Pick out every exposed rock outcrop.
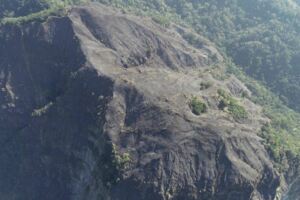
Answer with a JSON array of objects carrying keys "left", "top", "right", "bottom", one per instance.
[{"left": 0, "top": 3, "right": 282, "bottom": 200}]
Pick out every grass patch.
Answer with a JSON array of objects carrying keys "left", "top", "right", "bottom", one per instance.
[
  {"left": 217, "top": 88, "right": 248, "bottom": 120},
  {"left": 228, "top": 102, "right": 248, "bottom": 120},
  {"left": 152, "top": 15, "right": 171, "bottom": 27}
]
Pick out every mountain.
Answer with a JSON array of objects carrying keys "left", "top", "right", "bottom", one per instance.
[
  {"left": 2, "top": 0, "right": 300, "bottom": 199},
  {"left": 87, "top": 0, "right": 300, "bottom": 165},
  {"left": 0, "top": 2, "right": 288, "bottom": 200},
  {"left": 96, "top": 0, "right": 300, "bottom": 113}
]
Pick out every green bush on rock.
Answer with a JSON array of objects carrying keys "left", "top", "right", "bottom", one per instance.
[
  {"left": 189, "top": 97, "right": 207, "bottom": 115},
  {"left": 112, "top": 144, "right": 131, "bottom": 171},
  {"left": 217, "top": 89, "right": 247, "bottom": 120}
]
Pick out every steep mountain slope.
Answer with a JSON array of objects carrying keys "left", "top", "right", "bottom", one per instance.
[
  {"left": 0, "top": 3, "right": 285, "bottom": 200},
  {"left": 96, "top": 0, "right": 300, "bottom": 112}
]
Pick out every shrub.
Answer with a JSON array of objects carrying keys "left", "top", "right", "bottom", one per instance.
[
  {"left": 152, "top": 15, "right": 170, "bottom": 27},
  {"left": 241, "top": 91, "right": 249, "bottom": 98},
  {"left": 217, "top": 89, "right": 247, "bottom": 120},
  {"left": 189, "top": 97, "right": 207, "bottom": 115},
  {"left": 200, "top": 81, "right": 212, "bottom": 90},
  {"left": 182, "top": 32, "right": 205, "bottom": 49},
  {"left": 218, "top": 98, "right": 229, "bottom": 110},
  {"left": 217, "top": 88, "right": 228, "bottom": 98},
  {"left": 112, "top": 144, "right": 131, "bottom": 171},
  {"left": 228, "top": 101, "right": 248, "bottom": 120}
]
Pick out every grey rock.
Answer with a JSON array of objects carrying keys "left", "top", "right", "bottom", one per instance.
[{"left": 0, "top": 3, "right": 281, "bottom": 200}]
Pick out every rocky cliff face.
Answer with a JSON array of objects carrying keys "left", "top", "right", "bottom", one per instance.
[{"left": 0, "top": 3, "right": 282, "bottom": 200}]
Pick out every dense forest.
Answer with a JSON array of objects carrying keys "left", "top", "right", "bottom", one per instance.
[
  {"left": 2, "top": 0, "right": 300, "bottom": 172},
  {"left": 0, "top": 0, "right": 48, "bottom": 18}
]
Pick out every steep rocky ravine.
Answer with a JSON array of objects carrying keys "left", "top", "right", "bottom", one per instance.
[{"left": 0, "top": 3, "right": 284, "bottom": 200}]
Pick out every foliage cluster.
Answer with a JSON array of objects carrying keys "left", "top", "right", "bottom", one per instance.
[
  {"left": 189, "top": 96, "right": 207, "bottom": 115},
  {"left": 111, "top": 144, "right": 131, "bottom": 172},
  {"left": 200, "top": 81, "right": 212, "bottom": 90},
  {"left": 217, "top": 88, "right": 248, "bottom": 120}
]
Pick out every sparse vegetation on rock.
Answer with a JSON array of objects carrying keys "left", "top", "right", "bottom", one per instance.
[
  {"left": 112, "top": 144, "right": 131, "bottom": 172},
  {"left": 189, "top": 96, "right": 207, "bottom": 115}
]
